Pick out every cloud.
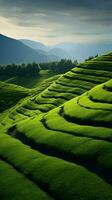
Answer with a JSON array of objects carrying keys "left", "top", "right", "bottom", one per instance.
[{"left": 0, "top": 0, "right": 112, "bottom": 44}]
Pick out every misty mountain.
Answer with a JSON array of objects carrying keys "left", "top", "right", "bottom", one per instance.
[
  {"left": 52, "top": 42, "right": 112, "bottom": 61},
  {"left": 20, "top": 39, "right": 112, "bottom": 61},
  {"left": 1, "top": 34, "right": 111, "bottom": 65},
  {"left": 48, "top": 48, "right": 70, "bottom": 59},
  {"left": 0, "top": 34, "right": 59, "bottom": 65},
  {"left": 20, "top": 39, "right": 70, "bottom": 59},
  {"left": 20, "top": 39, "right": 48, "bottom": 51}
]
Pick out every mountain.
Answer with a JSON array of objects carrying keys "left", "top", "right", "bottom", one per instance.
[
  {"left": 52, "top": 42, "right": 112, "bottom": 61},
  {"left": 20, "top": 39, "right": 70, "bottom": 59},
  {"left": 20, "top": 39, "right": 47, "bottom": 51},
  {"left": 48, "top": 48, "right": 69, "bottom": 59},
  {"left": 21, "top": 39, "right": 112, "bottom": 61},
  {"left": 0, "top": 34, "right": 59, "bottom": 65}
]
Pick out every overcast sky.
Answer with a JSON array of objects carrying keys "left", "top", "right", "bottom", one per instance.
[{"left": 0, "top": 0, "right": 112, "bottom": 45}]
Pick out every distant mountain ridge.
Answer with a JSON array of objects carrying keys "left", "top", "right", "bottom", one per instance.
[
  {"left": 0, "top": 34, "right": 112, "bottom": 65},
  {"left": 20, "top": 39, "right": 47, "bottom": 51},
  {"left": 52, "top": 42, "right": 112, "bottom": 61},
  {"left": 0, "top": 34, "right": 59, "bottom": 65},
  {"left": 20, "top": 39, "right": 70, "bottom": 59},
  {"left": 20, "top": 38, "right": 112, "bottom": 61}
]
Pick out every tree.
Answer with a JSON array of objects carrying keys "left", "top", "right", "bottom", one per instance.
[{"left": 0, "top": 62, "right": 40, "bottom": 77}]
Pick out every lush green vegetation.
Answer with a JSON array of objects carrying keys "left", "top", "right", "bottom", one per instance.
[
  {"left": 0, "top": 59, "right": 77, "bottom": 88},
  {"left": 0, "top": 81, "right": 30, "bottom": 112},
  {"left": 40, "top": 59, "right": 78, "bottom": 73},
  {"left": 0, "top": 52, "right": 112, "bottom": 199},
  {"left": 3, "top": 70, "right": 59, "bottom": 88},
  {"left": 0, "top": 159, "right": 52, "bottom": 200},
  {"left": 0, "top": 62, "right": 40, "bottom": 77}
]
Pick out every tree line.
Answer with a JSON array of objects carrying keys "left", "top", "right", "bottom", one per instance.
[
  {"left": 40, "top": 59, "right": 78, "bottom": 73},
  {"left": 0, "top": 59, "right": 78, "bottom": 77},
  {"left": 85, "top": 54, "right": 98, "bottom": 61},
  {"left": 0, "top": 62, "right": 40, "bottom": 77}
]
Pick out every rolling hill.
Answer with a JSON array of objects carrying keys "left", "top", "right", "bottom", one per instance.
[
  {"left": 8, "top": 79, "right": 112, "bottom": 200},
  {"left": 0, "top": 52, "right": 112, "bottom": 200},
  {"left": 0, "top": 69, "right": 59, "bottom": 88},
  {"left": 9, "top": 52, "right": 112, "bottom": 121},
  {"left": 0, "top": 52, "right": 112, "bottom": 126},
  {"left": 0, "top": 81, "right": 30, "bottom": 112}
]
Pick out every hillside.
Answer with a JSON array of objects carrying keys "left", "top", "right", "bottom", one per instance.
[
  {"left": 0, "top": 52, "right": 112, "bottom": 127},
  {"left": 0, "top": 34, "right": 59, "bottom": 64},
  {"left": 0, "top": 81, "right": 30, "bottom": 112},
  {"left": 11, "top": 52, "right": 112, "bottom": 120},
  {"left": 0, "top": 74, "right": 60, "bottom": 127},
  {"left": 0, "top": 69, "right": 59, "bottom": 88},
  {"left": 1, "top": 80, "right": 112, "bottom": 200},
  {"left": 0, "top": 52, "right": 112, "bottom": 200}
]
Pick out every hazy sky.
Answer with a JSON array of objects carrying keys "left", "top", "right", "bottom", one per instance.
[{"left": 0, "top": 0, "right": 112, "bottom": 45}]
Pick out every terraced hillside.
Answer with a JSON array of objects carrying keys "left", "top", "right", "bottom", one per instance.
[
  {"left": 0, "top": 75, "right": 60, "bottom": 128},
  {"left": 0, "top": 69, "right": 58, "bottom": 88},
  {"left": 1, "top": 52, "right": 112, "bottom": 126},
  {"left": 0, "top": 81, "right": 30, "bottom": 112},
  {"left": 1, "top": 79, "right": 112, "bottom": 200},
  {"left": 33, "top": 53, "right": 112, "bottom": 112},
  {"left": 0, "top": 52, "right": 112, "bottom": 200}
]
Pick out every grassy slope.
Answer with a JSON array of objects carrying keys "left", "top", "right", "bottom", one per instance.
[
  {"left": 0, "top": 81, "right": 30, "bottom": 112},
  {"left": 1, "top": 80, "right": 112, "bottom": 200},
  {"left": 0, "top": 52, "right": 112, "bottom": 199},
  {"left": 21, "top": 52, "right": 112, "bottom": 115},
  {"left": 0, "top": 160, "right": 52, "bottom": 200},
  {"left": 14, "top": 79, "right": 112, "bottom": 197},
  {"left": 1, "top": 52, "right": 112, "bottom": 127},
  {"left": 0, "top": 74, "right": 60, "bottom": 128},
  {"left": 0, "top": 70, "right": 58, "bottom": 88}
]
